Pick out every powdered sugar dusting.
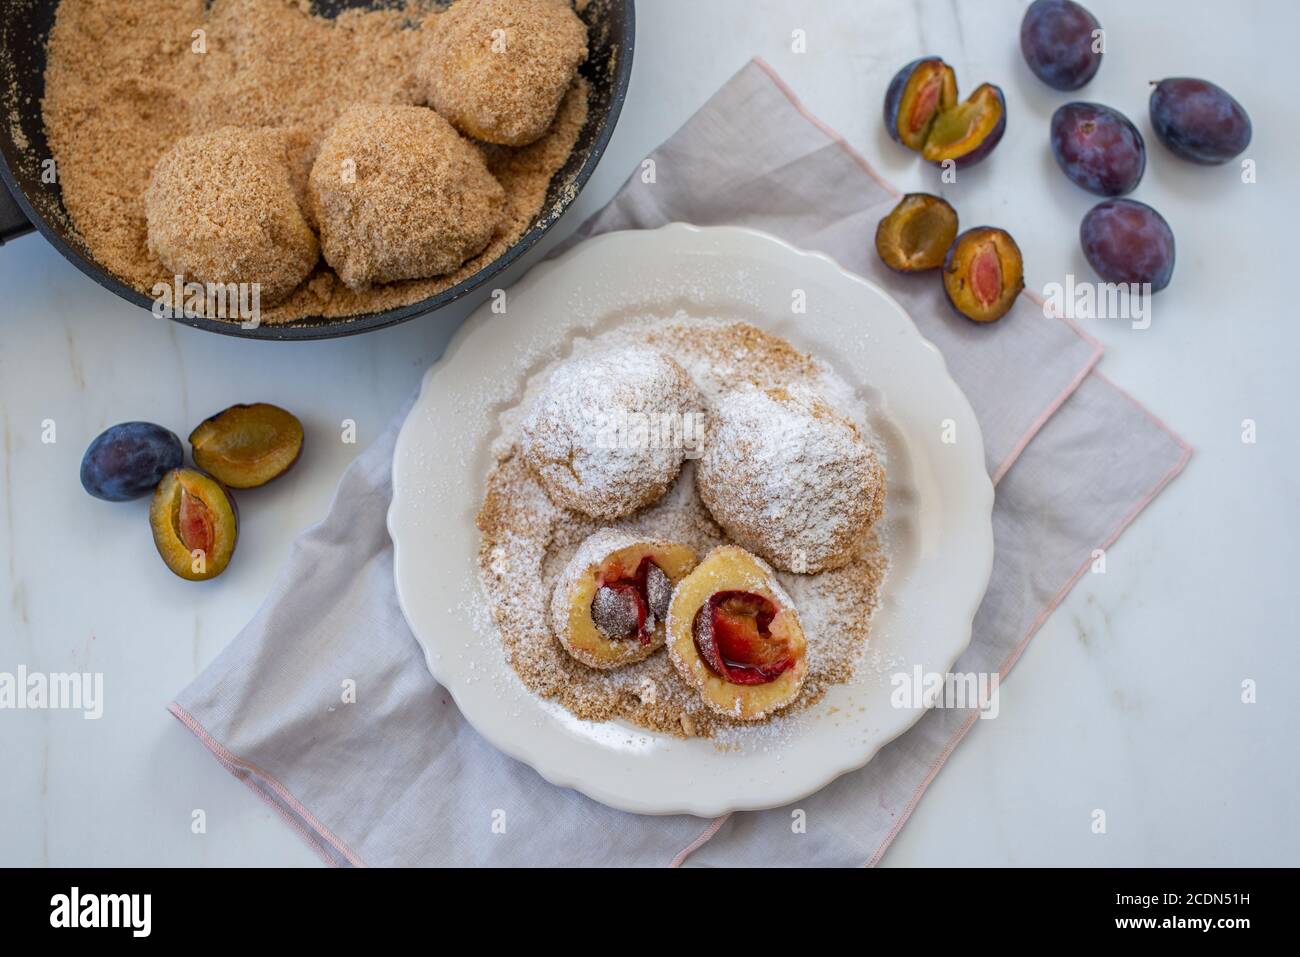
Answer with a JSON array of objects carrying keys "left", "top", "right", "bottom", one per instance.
[
  {"left": 697, "top": 383, "right": 886, "bottom": 573},
  {"left": 519, "top": 344, "right": 701, "bottom": 520},
  {"left": 476, "top": 317, "right": 889, "bottom": 741}
]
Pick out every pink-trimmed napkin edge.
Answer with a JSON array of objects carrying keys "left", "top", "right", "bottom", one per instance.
[
  {"left": 166, "top": 701, "right": 366, "bottom": 868},
  {"left": 862, "top": 410, "right": 1191, "bottom": 867},
  {"left": 669, "top": 813, "right": 733, "bottom": 868}
]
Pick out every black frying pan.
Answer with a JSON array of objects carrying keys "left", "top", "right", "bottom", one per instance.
[{"left": 0, "top": 0, "right": 634, "bottom": 340}]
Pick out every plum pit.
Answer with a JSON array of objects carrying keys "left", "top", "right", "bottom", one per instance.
[
  {"left": 591, "top": 557, "right": 671, "bottom": 645},
  {"left": 942, "top": 227, "right": 1025, "bottom": 323},
  {"left": 149, "top": 469, "right": 238, "bottom": 581},
  {"left": 177, "top": 487, "right": 215, "bottom": 555}
]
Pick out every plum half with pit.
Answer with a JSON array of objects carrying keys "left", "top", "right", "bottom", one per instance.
[
  {"left": 189, "top": 403, "right": 303, "bottom": 489},
  {"left": 1080, "top": 199, "right": 1176, "bottom": 291},
  {"left": 884, "top": 57, "right": 957, "bottom": 151},
  {"left": 942, "top": 227, "right": 1025, "bottom": 324},
  {"left": 80, "top": 422, "right": 183, "bottom": 502},
  {"left": 875, "top": 193, "right": 959, "bottom": 272},
  {"left": 1050, "top": 102, "right": 1146, "bottom": 196},
  {"left": 1020, "top": 0, "right": 1103, "bottom": 91},
  {"left": 920, "top": 83, "right": 1007, "bottom": 168},
  {"left": 149, "top": 469, "right": 239, "bottom": 581},
  {"left": 1149, "top": 78, "right": 1251, "bottom": 165}
]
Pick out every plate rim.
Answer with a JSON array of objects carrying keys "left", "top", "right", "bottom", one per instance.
[{"left": 389, "top": 222, "right": 994, "bottom": 816}]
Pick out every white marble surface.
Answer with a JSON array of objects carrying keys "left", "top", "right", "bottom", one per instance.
[{"left": 1, "top": 0, "right": 1296, "bottom": 867}]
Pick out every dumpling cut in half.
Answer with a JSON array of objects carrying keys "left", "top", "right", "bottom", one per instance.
[{"left": 666, "top": 545, "right": 808, "bottom": 720}]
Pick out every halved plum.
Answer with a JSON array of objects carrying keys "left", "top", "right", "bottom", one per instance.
[
  {"left": 921, "top": 83, "right": 1007, "bottom": 167},
  {"left": 942, "top": 227, "right": 1025, "bottom": 323},
  {"left": 875, "top": 193, "right": 959, "bottom": 272},
  {"left": 884, "top": 57, "right": 958, "bottom": 151},
  {"left": 692, "top": 591, "right": 795, "bottom": 686},
  {"left": 149, "top": 469, "right": 238, "bottom": 581},
  {"left": 189, "top": 403, "right": 303, "bottom": 489}
]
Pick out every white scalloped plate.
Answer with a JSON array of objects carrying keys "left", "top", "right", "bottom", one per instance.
[{"left": 389, "top": 224, "right": 993, "bottom": 817}]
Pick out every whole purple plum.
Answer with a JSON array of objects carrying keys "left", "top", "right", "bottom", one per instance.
[
  {"left": 1051, "top": 102, "right": 1145, "bottom": 196},
  {"left": 1020, "top": 0, "right": 1103, "bottom": 91},
  {"left": 1150, "top": 78, "right": 1252, "bottom": 165},
  {"left": 1080, "top": 199, "right": 1175, "bottom": 292},
  {"left": 81, "top": 422, "right": 183, "bottom": 501}
]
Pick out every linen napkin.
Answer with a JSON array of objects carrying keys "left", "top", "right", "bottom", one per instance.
[{"left": 170, "top": 59, "right": 1190, "bottom": 867}]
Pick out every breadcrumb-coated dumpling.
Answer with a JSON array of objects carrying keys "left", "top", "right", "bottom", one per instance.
[
  {"left": 422, "top": 0, "right": 588, "bottom": 147},
  {"left": 520, "top": 345, "right": 702, "bottom": 521},
  {"left": 308, "top": 104, "right": 506, "bottom": 290},
  {"left": 145, "top": 127, "right": 318, "bottom": 305},
  {"left": 696, "top": 384, "right": 887, "bottom": 574}
]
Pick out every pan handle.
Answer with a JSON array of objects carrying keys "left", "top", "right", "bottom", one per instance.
[{"left": 0, "top": 177, "right": 35, "bottom": 246}]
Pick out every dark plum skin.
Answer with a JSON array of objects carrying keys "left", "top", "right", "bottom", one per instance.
[
  {"left": 80, "top": 422, "right": 184, "bottom": 502},
  {"left": 1080, "top": 199, "right": 1175, "bottom": 292},
  {"left": 1020, "top": 0, "right": 1103, "bottom": 91},
  {"left": 1150, "top": 78, "right": 1251, "bottom": 165},
  {"left": 1050, "top": 102, "right": 1145, "bottom": 196},
  {"left": 883, "top": 58, "right": 921, "bottom": 146}
]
